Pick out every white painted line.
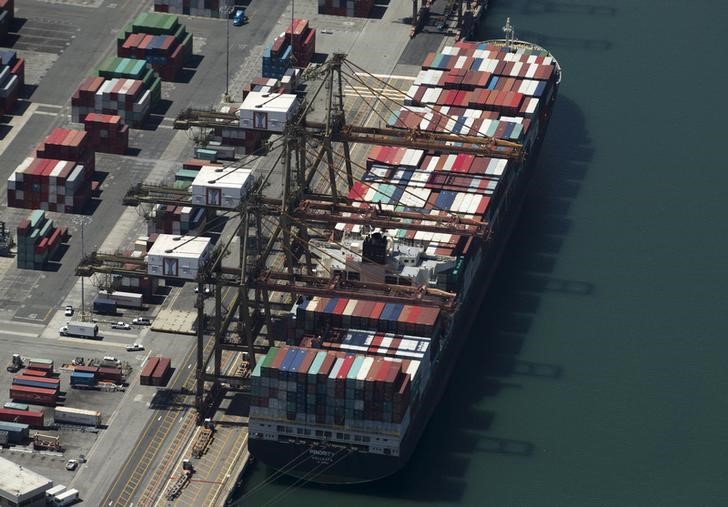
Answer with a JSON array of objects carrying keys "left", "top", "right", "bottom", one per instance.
[
  {"left": 6, "top": 330, "right": 40, "bottom": 338},
  {"left": 355, "top": 72, "right": 416, "bottom": 81},
  {"left": 34, "top": 110, "right": 63, "bottom": 117},
  {"left": 0, "top": 103, "right": 39, "bottom": 158},
  {"left": 0, "top": 319, "right": 46, "bottom": 328},
  {"left": 58, "top": 337, "right": 128, "bottom": 348}
]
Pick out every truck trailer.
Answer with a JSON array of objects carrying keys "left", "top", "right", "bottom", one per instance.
[
  {"left": 53, "top": 406, "right": 101, "bottom": 427},
  {"left": 59, "top": 321, "right": 98, "bottom": 338}
]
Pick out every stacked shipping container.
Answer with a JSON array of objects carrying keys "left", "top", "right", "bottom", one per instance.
[
  {"left": 0, "top": 50, "right": 24, "bottom": 114},
  {"left": 249, "top": 346, "right": 418, "bottom": 431},
  {"left": 83, "top": 113, "right": 129, "bottom": 154},
  {"left": 15, "top": 211, "right": 66, "bottom": 270},
  {"left": 71, "top": 57, "right": 162, "bottom": 127},
  {"left": 7, "top": 128, "right": 94, "bottom": 213},
  {"left": 0, "top": 0, "right": 14, "bottom": 42},
  {"left": 117, "top": 12, "right": 193, "bottom": 80},
  {"left": 262, "top": 19, "right": 316, "bottom": 78},
  {"left": 147, "top": 204, "right": 205, "bottom": 235}
]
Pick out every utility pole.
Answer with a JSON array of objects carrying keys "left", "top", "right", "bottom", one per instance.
[
  {"left": 73, "top": 216, "right": 92, "bottom": 321},
  {"left": 221, "top": 4, "right": 232, "bottom": 101}
]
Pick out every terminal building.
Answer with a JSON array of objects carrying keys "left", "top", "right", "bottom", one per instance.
[{"left": 0, "top": 457, "right": 53, "bottom": 507}]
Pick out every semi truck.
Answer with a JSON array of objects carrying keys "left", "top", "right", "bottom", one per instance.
[
  {"left": 54, "top": 488, "right": 80, "bottom": 506},
  {"left": 59, "top": 321, "right": 98, "bottom": 338}
]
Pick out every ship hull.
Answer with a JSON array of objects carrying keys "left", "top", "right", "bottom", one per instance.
[{"left": 248, "top": 81, "right": 559, "bottom": 484}]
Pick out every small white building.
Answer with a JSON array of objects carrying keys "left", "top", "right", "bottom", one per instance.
[
  {"left": 0, "top": 457, "right": 53, "bottom": 507},
  {"left": 239, "top": 91, "right": 299, "bottom": 132},
  {"left": 145, "top": 234, "right": 212, "bottom": 280},
  {"left": 190, "top": 165, "right": 256, "bottom": 209}
]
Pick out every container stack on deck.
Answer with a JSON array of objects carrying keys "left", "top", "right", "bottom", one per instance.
[
  {"left": 15, "top": 211, "right": 66, "bottom": 270},
  {"left": 0, "top": 1, "right": 14, "bottom": 42},
  {"left": 72, "top": 57, "right": 162, "bottom": 127},
  {"left": 249, "top": 345, "right": 423, "bottom": 430},
  {"left": 117, "top": 12, "right": 193, "bottom": 80},
  {"left": 7, "top": 128, "right": 94, "bottom": 213},
  {"left": 319, "top": 0, "right": 374, "bottom": 17},
  {"left": 248, "top": 40, "right": 560, "bottom": 451},
  {"left": 83, "top": 113, "right": 129, "bottom": 154},
  {"left": 0, "top": 50, "right": 24, "bottom": 114},
  {"left": 154, "top": 0, "right": 228, "bottom": 17}
]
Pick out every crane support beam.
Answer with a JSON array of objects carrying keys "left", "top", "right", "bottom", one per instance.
[
  {"left": 251, "top": 270, "right": 455, "bottom": 309},
  {"left": 304, "top": 121, "right": 523, "bottom": 159},
  {"left": 295, "top": 200, "right": 489, "bottom": 236}
]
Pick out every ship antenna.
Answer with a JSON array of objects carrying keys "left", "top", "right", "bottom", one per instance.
[{"left": 503, "top": 17, "right": 515, "bottom": 50}]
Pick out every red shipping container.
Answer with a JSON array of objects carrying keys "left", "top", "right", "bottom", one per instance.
[
  {"left": 98, "top": 367, "right": 123, "bottom": 383},
  {"left": 0, "top": 408, "right": 45, "bottom": 427},
  {"left": 9, "top": 385, "right": 57, "bottom": 405},
  {"left": 151, "top": 357, "right": 171, "bottom": 386},
  {"left": 14, "top": 375, "right": 60, "bottom": 388},
  {"left": 140, "top": 356, "right": 159, "bottom": 385},
  {"left": 22, "top": 369, "right": 49, "bottom": 378}
]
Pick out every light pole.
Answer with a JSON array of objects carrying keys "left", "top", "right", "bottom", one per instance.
[
  {"left": 221, "top": 4, "right": 232, "bottom": 102},
  {"left": 73, "top": 216, "right": 92, "bottom": 321}
]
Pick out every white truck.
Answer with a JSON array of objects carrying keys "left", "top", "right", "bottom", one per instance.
[
  {"left": 59, "top": 321, "right": 98, "bottom": 338},
  {"left": 54, "top": 406, "right": 102, "bottom": 427},
  {"left": 54, "top": 488, "right": 79, "bottom": 506}
]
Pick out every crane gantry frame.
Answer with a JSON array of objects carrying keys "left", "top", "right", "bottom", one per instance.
[{"left": 76, "top": 52, "right": 523, "bottom": 421}]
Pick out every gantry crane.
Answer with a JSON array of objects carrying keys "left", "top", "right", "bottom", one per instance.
[{"left": 76, "top": 52, "right": 523, "bottom": 420}]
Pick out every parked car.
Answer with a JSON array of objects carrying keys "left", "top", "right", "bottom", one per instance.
[
  {"left": 132, "top": 317, "right": 152, "bottom": 326},
  {"left": 65, "top": 459, "right": 78, "bottom": 471},
  {"left": 126, "top": 343, "right": 144, "bottom": 352},
  {"left": 111, "top": 322, "right": 131, "bottom": 330},
  {"left": 64, "top": 305, "right": 74, "bottom": 317},
  {"left": 194, "top": 286, "right": 212, "bottom": 295},
  {"left": 232, "top": 8, "right": 248, "bottom": 26}
]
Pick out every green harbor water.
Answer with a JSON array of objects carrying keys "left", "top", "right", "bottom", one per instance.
[{"left": 234, "top": 1, "right": 728, "bottom": 505}]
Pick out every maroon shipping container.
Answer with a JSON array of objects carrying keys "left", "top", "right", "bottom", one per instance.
[
  {"left": 140, "top": 356, "right": 160, "bottom": 385},
  {"left": 22, "top": 369, "right": 49, "bottom": 378},
  {"left": 27, "top": 361, "right": 53, "bottom": 371},
  {"left": 151, "top": 357, "right": 171, "bottom": 386},
  {"left": 97, "top": 367, "right": 123, "bottom": 383},
  {"left": 9, "top": 386, "right": 58, "bottom": 405},
  {"left": 0, "top": 408, "right": 45, "bottom": 428}
]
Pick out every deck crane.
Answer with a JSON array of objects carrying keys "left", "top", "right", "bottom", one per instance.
[{"left": 76, "top": 52, "right": 523, "bottom": 420}]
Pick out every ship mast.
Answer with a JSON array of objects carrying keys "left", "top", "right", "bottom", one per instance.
[{"left": 503, "top": 17, "right": 516, "bottom": 50}]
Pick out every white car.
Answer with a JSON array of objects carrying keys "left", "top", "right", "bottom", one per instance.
[
  {"left": 111, "top": 322, "right": 131, "bottom": 330},
  {"left": 65, "top": 459, "right": 78, "bottom": 471},
  {"left": 132, "top": 317, "right": 152, "bottom": 326},
  {"left": 64, "top": 305, "right": 74, "bottom": 317},
  {"left": 194, "top": 286, "right": 212, "bottom": 295},
  {"left": 126, "top": 343, "right": 144, "bottom": 352}
]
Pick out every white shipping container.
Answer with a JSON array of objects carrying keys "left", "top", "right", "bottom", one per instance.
[{"left": 54, "top": 407, "right": 101, "bottom": 426}]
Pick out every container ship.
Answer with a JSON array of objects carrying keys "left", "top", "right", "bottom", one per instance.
[{"left": 248, "top": 28, "right": 561, "bottom": 484}]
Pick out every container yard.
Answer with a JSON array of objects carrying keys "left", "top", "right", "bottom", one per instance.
[
  {"left": 0, "top": 0, "right": 539, "bottom": 504},
  {"left": 117, "top": 12, "right": 193, "bottom": 81}
]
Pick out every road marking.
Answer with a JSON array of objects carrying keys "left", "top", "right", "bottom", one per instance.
[
  {"left": 6, "top": 330, "right": 39, "bottom": 338},
  {"left": 355, "top": 71, "right": 416, "bottom": 81},
  {"left": 58, "top": 337, "right": 128, "bottom": 348},
  {"left": 0, "top": 319, "right": 45, "bottom": 328}
]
